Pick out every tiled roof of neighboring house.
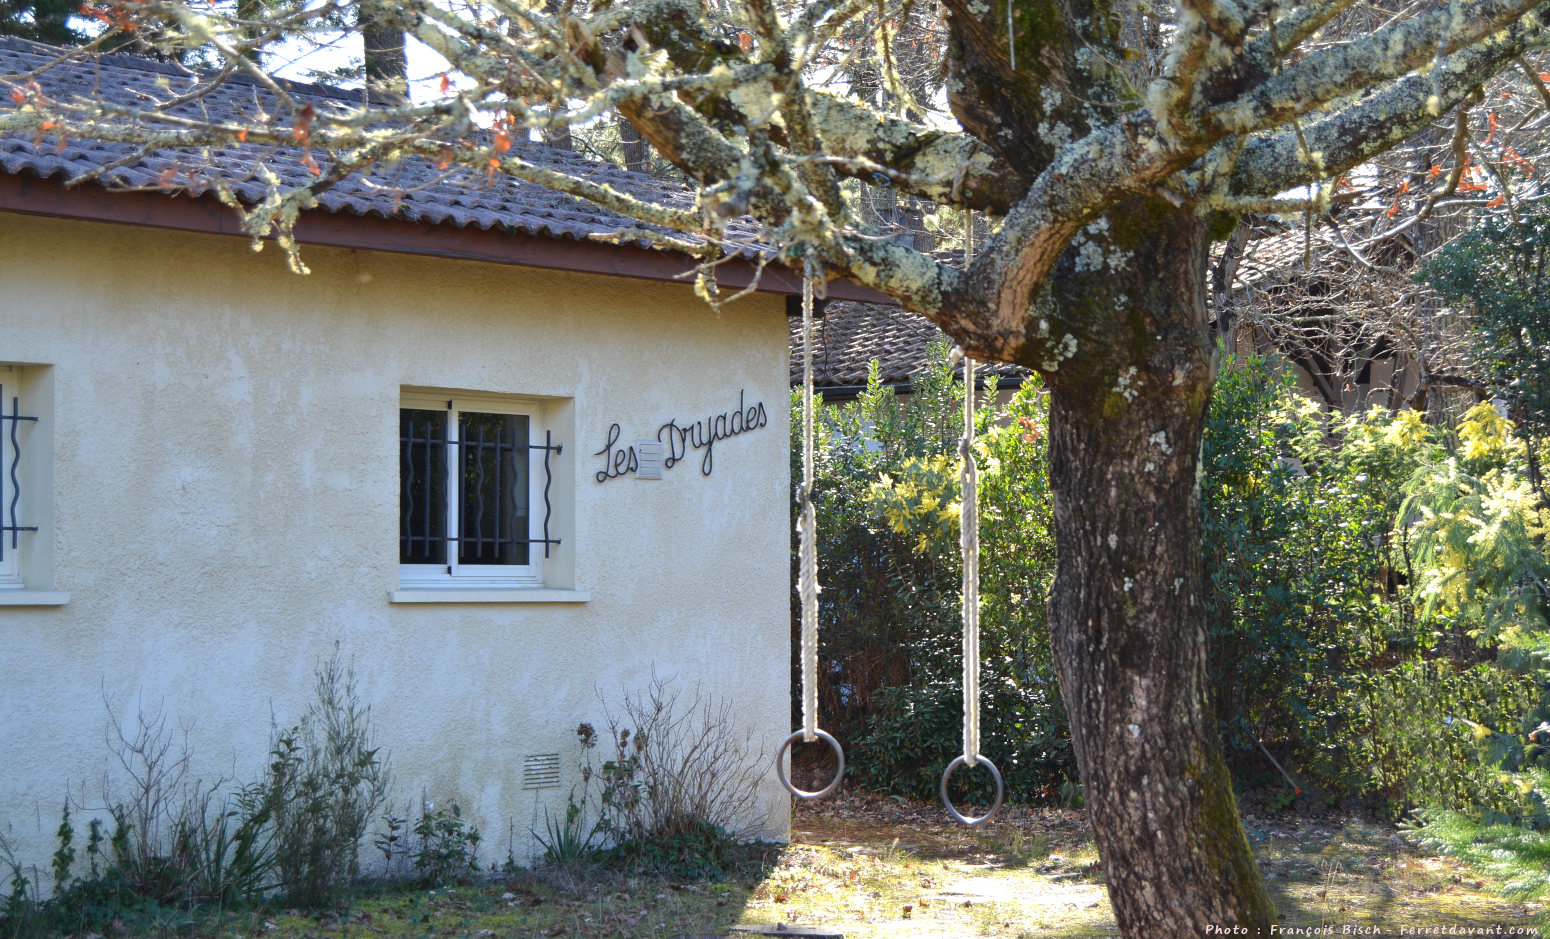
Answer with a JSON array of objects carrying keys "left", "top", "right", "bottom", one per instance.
[
  {"left": 790, "top": 300, "right": 1031, "bottom": 391},
  {"left": 0, "top": 37, "right": 767, "bottom": 252},
  {"left": 1232, "top": 226, "right": 1311, "bottom": 289},
  {"left": 1221, "top": 217, "right": 1418, "bottom": 295}
]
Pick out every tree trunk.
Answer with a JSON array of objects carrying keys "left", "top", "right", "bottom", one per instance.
[
  {"left": 619, "top": 116, "right": 649, "bottom": 174},
  {"left": 543, "top": 123, "right": 575, "bottom": 151},
  {"left": 358, "top": 2, "right": 406, "bottom": 102},
  {"left": 1044, "top": 204, "right": 1275, "bottom": 936}
]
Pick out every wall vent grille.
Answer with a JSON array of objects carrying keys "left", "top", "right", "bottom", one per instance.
[{"left": 522, "top": 753, "right": 561, "bottom": 790}]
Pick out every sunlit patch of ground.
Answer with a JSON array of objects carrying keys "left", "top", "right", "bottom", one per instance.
[{"left": 773, "top": 795, "right": 1542, "bottom": 939}]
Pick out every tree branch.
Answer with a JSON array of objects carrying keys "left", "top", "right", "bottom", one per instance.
[
  {"left": 619, "top": 0, "right": 1024, "bottom": 210},
  {"left": 1210, "top": 0, "right": 1548, "bottom": 137},
  {"left": 1229, "top": 16, "right": 1547, "bottom": 198}
]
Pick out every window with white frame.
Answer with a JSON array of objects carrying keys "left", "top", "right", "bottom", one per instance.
[{"left": 398, "top": 392, "right": 563, "bottom": 589}]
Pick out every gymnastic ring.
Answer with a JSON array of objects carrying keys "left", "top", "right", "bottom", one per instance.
[
  {"left": 775, "top": 729, "right": 845, "bottom": 799},
  {"left": 940, "top": 754, "right": 1004, "bottom": 826}
]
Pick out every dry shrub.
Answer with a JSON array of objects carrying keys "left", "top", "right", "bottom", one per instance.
[{"left": 576, "top": 676, "right": 767, "bottom": 877}]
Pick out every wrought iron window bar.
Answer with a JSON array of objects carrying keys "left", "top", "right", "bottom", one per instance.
[
  {"left": 400, "top": 412, "right": 563, "bottom": 565},
  {"left": 1, "top": 386, "right": 38, "bottom": 563}
]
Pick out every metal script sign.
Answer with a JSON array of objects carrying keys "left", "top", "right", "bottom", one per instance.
[{"left": 594, "top": 390, "right": 769, "bottom": 482}]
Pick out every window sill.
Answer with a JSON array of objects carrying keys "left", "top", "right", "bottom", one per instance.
[
  {"left": 389, "top": 588, "right": 590, "bottom": 604},
  {"left": 0, "top": 590, "right": 70, "bottom": 606}
]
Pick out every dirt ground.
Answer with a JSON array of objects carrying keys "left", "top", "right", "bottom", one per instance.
[{"left": 760, "top": 792, "right": 1546, "bottom": 938}]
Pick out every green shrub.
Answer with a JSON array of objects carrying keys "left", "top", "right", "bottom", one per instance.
[
  {"left": 790, "top": 345, "right": 966, "bottom": 748},
  {"left": 797, "top": 343, "right": 1071, "bottom": 799},
  {"left": 264, "top": 652, "right": 390, "bottom": 907},
  {"left": 596, "top": 817, "right": 738, "bottom": 880},
  {"left": 1360, "top": 659, "right": 1540, "bottom": 819},
  {"left": 1424, "top": 211, "right": 1550, "bottom": 452},
  {"left": 1200, "top": 356, "right": 1405, "bottom": 794},
  {"left": 853, "top": 674, "right": 1071, "bottom": 803},
  {"left": 532, "top": 800, "right": 596, "bottom": 870},
  {"left": 410, "top": 802, "right": 481, "bottom": 886}
]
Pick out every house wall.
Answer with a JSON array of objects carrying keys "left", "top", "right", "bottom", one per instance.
[
  {"left": 1233, "top": 326, "right": 1420, "bottom": 414},
  {"left": 0, "top": 211, "right": 792, "bottom": 872}
]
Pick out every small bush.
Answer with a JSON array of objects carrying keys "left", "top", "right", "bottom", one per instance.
[
  {"left": 410, "top": 801, "right": 481, "bottom": 886},
  {"left": 0, "top": 705, "right": 278, "bottom": 937},
  {"left": 97, "top": 702, "right": 278, "bottom": 908},
  {"left": 532, "top": 800, "right": 596, "bottom": 870},
  {"left": 567, "top": 677, "right": 764, "bottom": 879},
  {"left": 1201, "top": 357, "right": 1401, "bottom": 794},
  {"left": 0, "top": 651, "right": 390, "bottom": 937},
  {"left": 1360, "top": 659, "right": 1540, "bottom": 819},
  {"left": 264, "top": 652, "right": 390, "bottom": 907},
  {"left": 598, "top": 817, "right": 736, "bottom": 880}
]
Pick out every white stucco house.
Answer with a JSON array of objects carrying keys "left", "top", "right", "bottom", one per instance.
[{"left": 0, "top": 37, "right": 883, "bottom": 873}]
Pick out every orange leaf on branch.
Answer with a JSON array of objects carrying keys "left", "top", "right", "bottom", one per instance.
[{"left": 291, "top": 102, "right": 315, "bottom": 143}]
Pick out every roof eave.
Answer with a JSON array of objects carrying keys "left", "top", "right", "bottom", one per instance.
[{"left": 0, "top": 170, "right": 895, "bottom": 303}]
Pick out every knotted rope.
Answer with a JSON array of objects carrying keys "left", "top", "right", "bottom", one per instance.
[
  {"left": 960, "top": 353, "right": 981, "bottom": 766},
  {"left": 940, "top": 212, "right": 1001, "bottom": 824},
  {"left": 778, "top": 260, "right": 845, "bottom": 800},
  {"left": 798, "top": 267, "right": 820, "bottom": 743}
]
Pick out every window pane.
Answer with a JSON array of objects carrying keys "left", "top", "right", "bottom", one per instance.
[
  {"left": 459, "top": 412, "right": 529, "bottom": 566},
  {"left": 400, "top": 409, "right": 448, "bottom": 565}
]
